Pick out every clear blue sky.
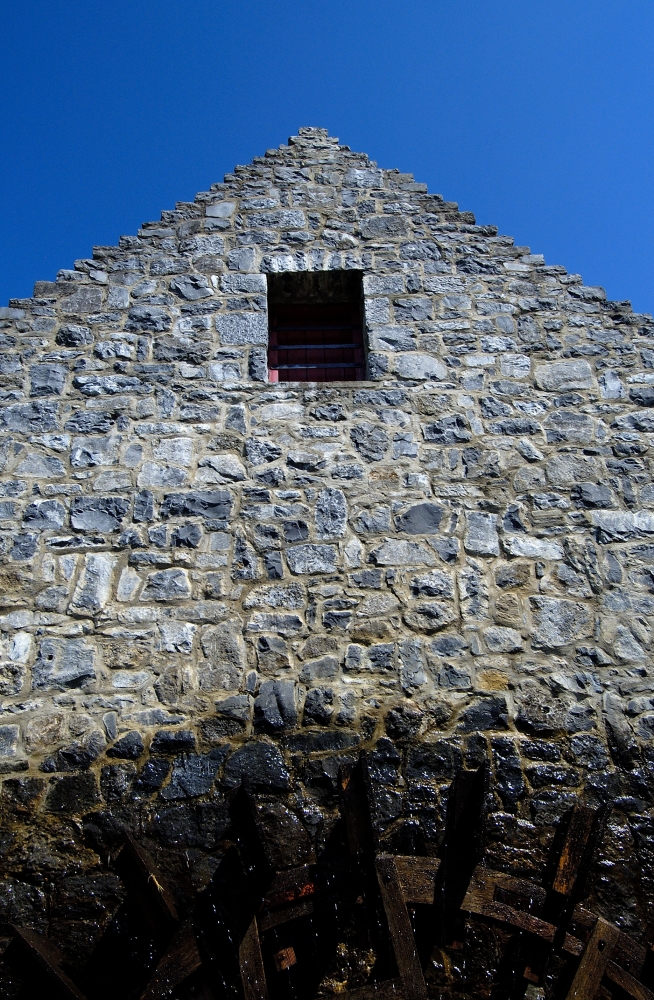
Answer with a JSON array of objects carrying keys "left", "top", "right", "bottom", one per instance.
[{"left": 1, "top": 1, "right": 652, "bottom": 314}]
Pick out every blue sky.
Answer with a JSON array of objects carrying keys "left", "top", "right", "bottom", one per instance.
[{"left": 1, "top": 1, "right": 652, "bottom": 313}]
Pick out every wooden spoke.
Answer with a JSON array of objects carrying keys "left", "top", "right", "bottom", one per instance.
[
  {"left": 565, "top": 917, "right": 621, "bottom": 1000},
  {"left": 8, "top": 926, "right": 88, "bottom": 1000},
  {"left": 139, "top": 919, "right": 202, "bottom": 1000},
  {"left": 239, "top": 917, "right": 269, "bottom": 1000},
  {"left": 376, "top": 855, "right": 427, "bottom": 1000},
  {"left": 9, "top": 762, "right": 652, "bottom": 1000}
]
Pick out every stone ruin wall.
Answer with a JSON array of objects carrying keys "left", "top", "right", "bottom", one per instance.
[{"left": 1, "top": 126, "right": 654, "bottom": 959}]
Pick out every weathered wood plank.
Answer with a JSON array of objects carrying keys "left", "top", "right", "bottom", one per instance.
[
  {"left": 139, "top": 919, "right": 202, "bottom": 1000},
  {"left": 462, "top": 864, "right": 547, "bottom": 915},
  {"left": 262, "top": 858, "right": 354, "bottom": 911},
  {"left": 239, "top": 917, "right": 268, "bottom": 1000},
  {"left": 433, "top": 765, "right": 486, "bottom": 948},
  {"left": 606, "top": 960, "right": 654, "bottom": 1000},
  {"left": 259, "top": 898, "right": 314, "bottom": 931},
  {"left": 340, "top": 759, "right": 376, "bottom": 857},
  {"left": 394, "top": 856, "right": 441, "bottom": 906},
  {"left": 459, "top": 861, "right": 652, "bottom": 994},
  {"left": 375, "top": 855, "right": 427, "bottom": 1000},
  {"left": 554, "top": 806, "right": 597, "bottom": 897},
  {"left": 565, "top": 917, "right": 621, "bottom": 1000},
  {"left": 470, "top": 900, "right": 558, "bottom": 942},
  {"left": 9, "top": 926, "right": 88, "bottom": 1000}
]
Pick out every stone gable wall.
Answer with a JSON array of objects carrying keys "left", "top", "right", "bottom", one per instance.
[{"left": 1, "top": 129, "right": 654, "bottom": 960}]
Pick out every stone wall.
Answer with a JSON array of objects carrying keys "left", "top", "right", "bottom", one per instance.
[{"left": 1, "top": 127, "right": 654, "bottom": 977}]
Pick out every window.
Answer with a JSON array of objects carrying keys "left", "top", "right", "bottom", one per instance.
[{"left": 267, "top": 271, "right": 365, "bottom": 382}]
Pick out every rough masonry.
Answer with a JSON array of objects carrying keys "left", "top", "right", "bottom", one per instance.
[{"left": 1, "top": 127, "right": 654, "bottom": 991}]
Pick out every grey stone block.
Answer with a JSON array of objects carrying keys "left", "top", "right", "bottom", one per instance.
[
  {"left": 69, "top": 552, "right": 117, "bottom": 614},
  {"left": 396, "top": 503, "right": 444, "bottom": 535},
  {"left": 170, "top": 275, "right": 213, "bottom": 300},
  {"left": 73, "top": 374, "right": 148, "bottom": 395},
  {"left": 350, "top": 422, "right": 390, "bottom": 462},
  {"left": 360, "top": 216, "right": 407, "bottom": 238},
  {"left": 161, "top": 490, "right": 232, "bottom": 520},
  {"left": 216, "top": 312, "right": 268, "bottom": 346},
  {"left": 30, "top": 364, "right": 66, "bottom": 397},
  {"left": 33, "top": 638, "right": 96, "bottom": 689},
  {"left": 464, "top": 511, "right": 499, "bottom": 556},
  {"left": 286, "top": 544, "right": 337, "bottom": 575},
  {"left": 423, "top": 415, "right": 471, "bottom": 444},
  {"left": 534, "top": 359, "right": 593, "bottom": 391},
  {"left": 245, "top": 439, "right": 282, "bottom": 465},
  {"left": 71, "top": 496, "right": 129, "bottom": 532},
  {"left": 0, "top": 724, "right": 20, "bottom": 757},
  {"left": 1, "top": 401, "right": 59, "bottom": 433},
  {"left": 141, "top": 568, "right": 192, "bottom": 601},
  {"left": 125, "top": 306, "right": 172, "bottom": 333},
  {"left": 395, "top": 353, "right": 446, "bottom": 380},
  {"left": 23, "top": 499, "right": 66, "bottom": 530},
  {"left": 254, "top": 679, "right": 298, "bottom": 732},
  {"left": 315, "top": 488, "right": 347, "bottom": 538},
  {"left": 530, "top": 596, "right": 592, "bottom": 648}
]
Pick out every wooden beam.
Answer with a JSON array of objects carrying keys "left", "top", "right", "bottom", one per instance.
[
  {"left": 553, "top": 806, "right": 597, "bottom": 897},
  {"left": 139, "top": 919, "right": 202, "bottom": 1000},
  {"left": 375, "top": 855, "right": 427, "bottom": 1000},
  {"left": 339, "top": 759, "right": 376, "bottom": 857},
  {"left": 9, "top": 926, "right": 88, "bottom": 1000},
  {"left": 394, "top": 856, "right": 441, "bottom": 906},
  {"left": 462, "top": 864, "right": 547, "bottom": 916},
  {"left": 607, "top": 961, "right": 654, "bottom": 1000},
  {"left": 259, "top": 899, "right": 314, "bottom": 931},
  {"left": 433, "top": 765, "right": 486, "bottom": 947},
  {"left": 239, "top": 917, "right": 268, "bottom": 1000},
  {"left": 565, "top": 917, "right": 621, "bottom": 1000}
]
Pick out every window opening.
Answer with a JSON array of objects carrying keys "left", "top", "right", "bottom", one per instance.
[{"left": 267, "top": 271, "right": 365, "bottom": 382}]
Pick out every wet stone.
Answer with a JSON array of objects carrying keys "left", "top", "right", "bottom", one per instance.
[
  {"left": 150, "top": 729, "right": 196, "bottom": 754},
  {"left": 133, "top": 757, "right": 171, "bottom": 795},
  {"left": 222, "top": 740, "right": 290, "bottom": 791},
  {"left": 458, "top": 697, "right": 509, "bottom": 732},
  {"left": 100, "top": 763, "right": 137, "bottom": 803},
  {"left": 406, "top": 740, "right": 463, "bottom": 782},
  {"left": 254, "top": 679, "right": 298, "bottom": 732},
  {"left": 385, "top": 704, "right": 424, "bottom": 741},
  {"left": 41, "top": 729, "right": 106, "bottom": 772},
  {"left": 286, "top": 730, "right": 359, "bottom": 753},
  {"left": 45, "top": 773, "right": 100, "bottom": 813},
  {"left": 107, "top": 731, "right": 145, "bottom": 760},
  {"left": 492, "top": 737, "right": 525, "bottom": 812},
  {"left": 160, "top": 746, "right": 229, "bottom": 800}
]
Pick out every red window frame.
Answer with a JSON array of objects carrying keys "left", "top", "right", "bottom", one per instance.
[{"left": 268, "top": 301, "right": 365, "bottom": 382}]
